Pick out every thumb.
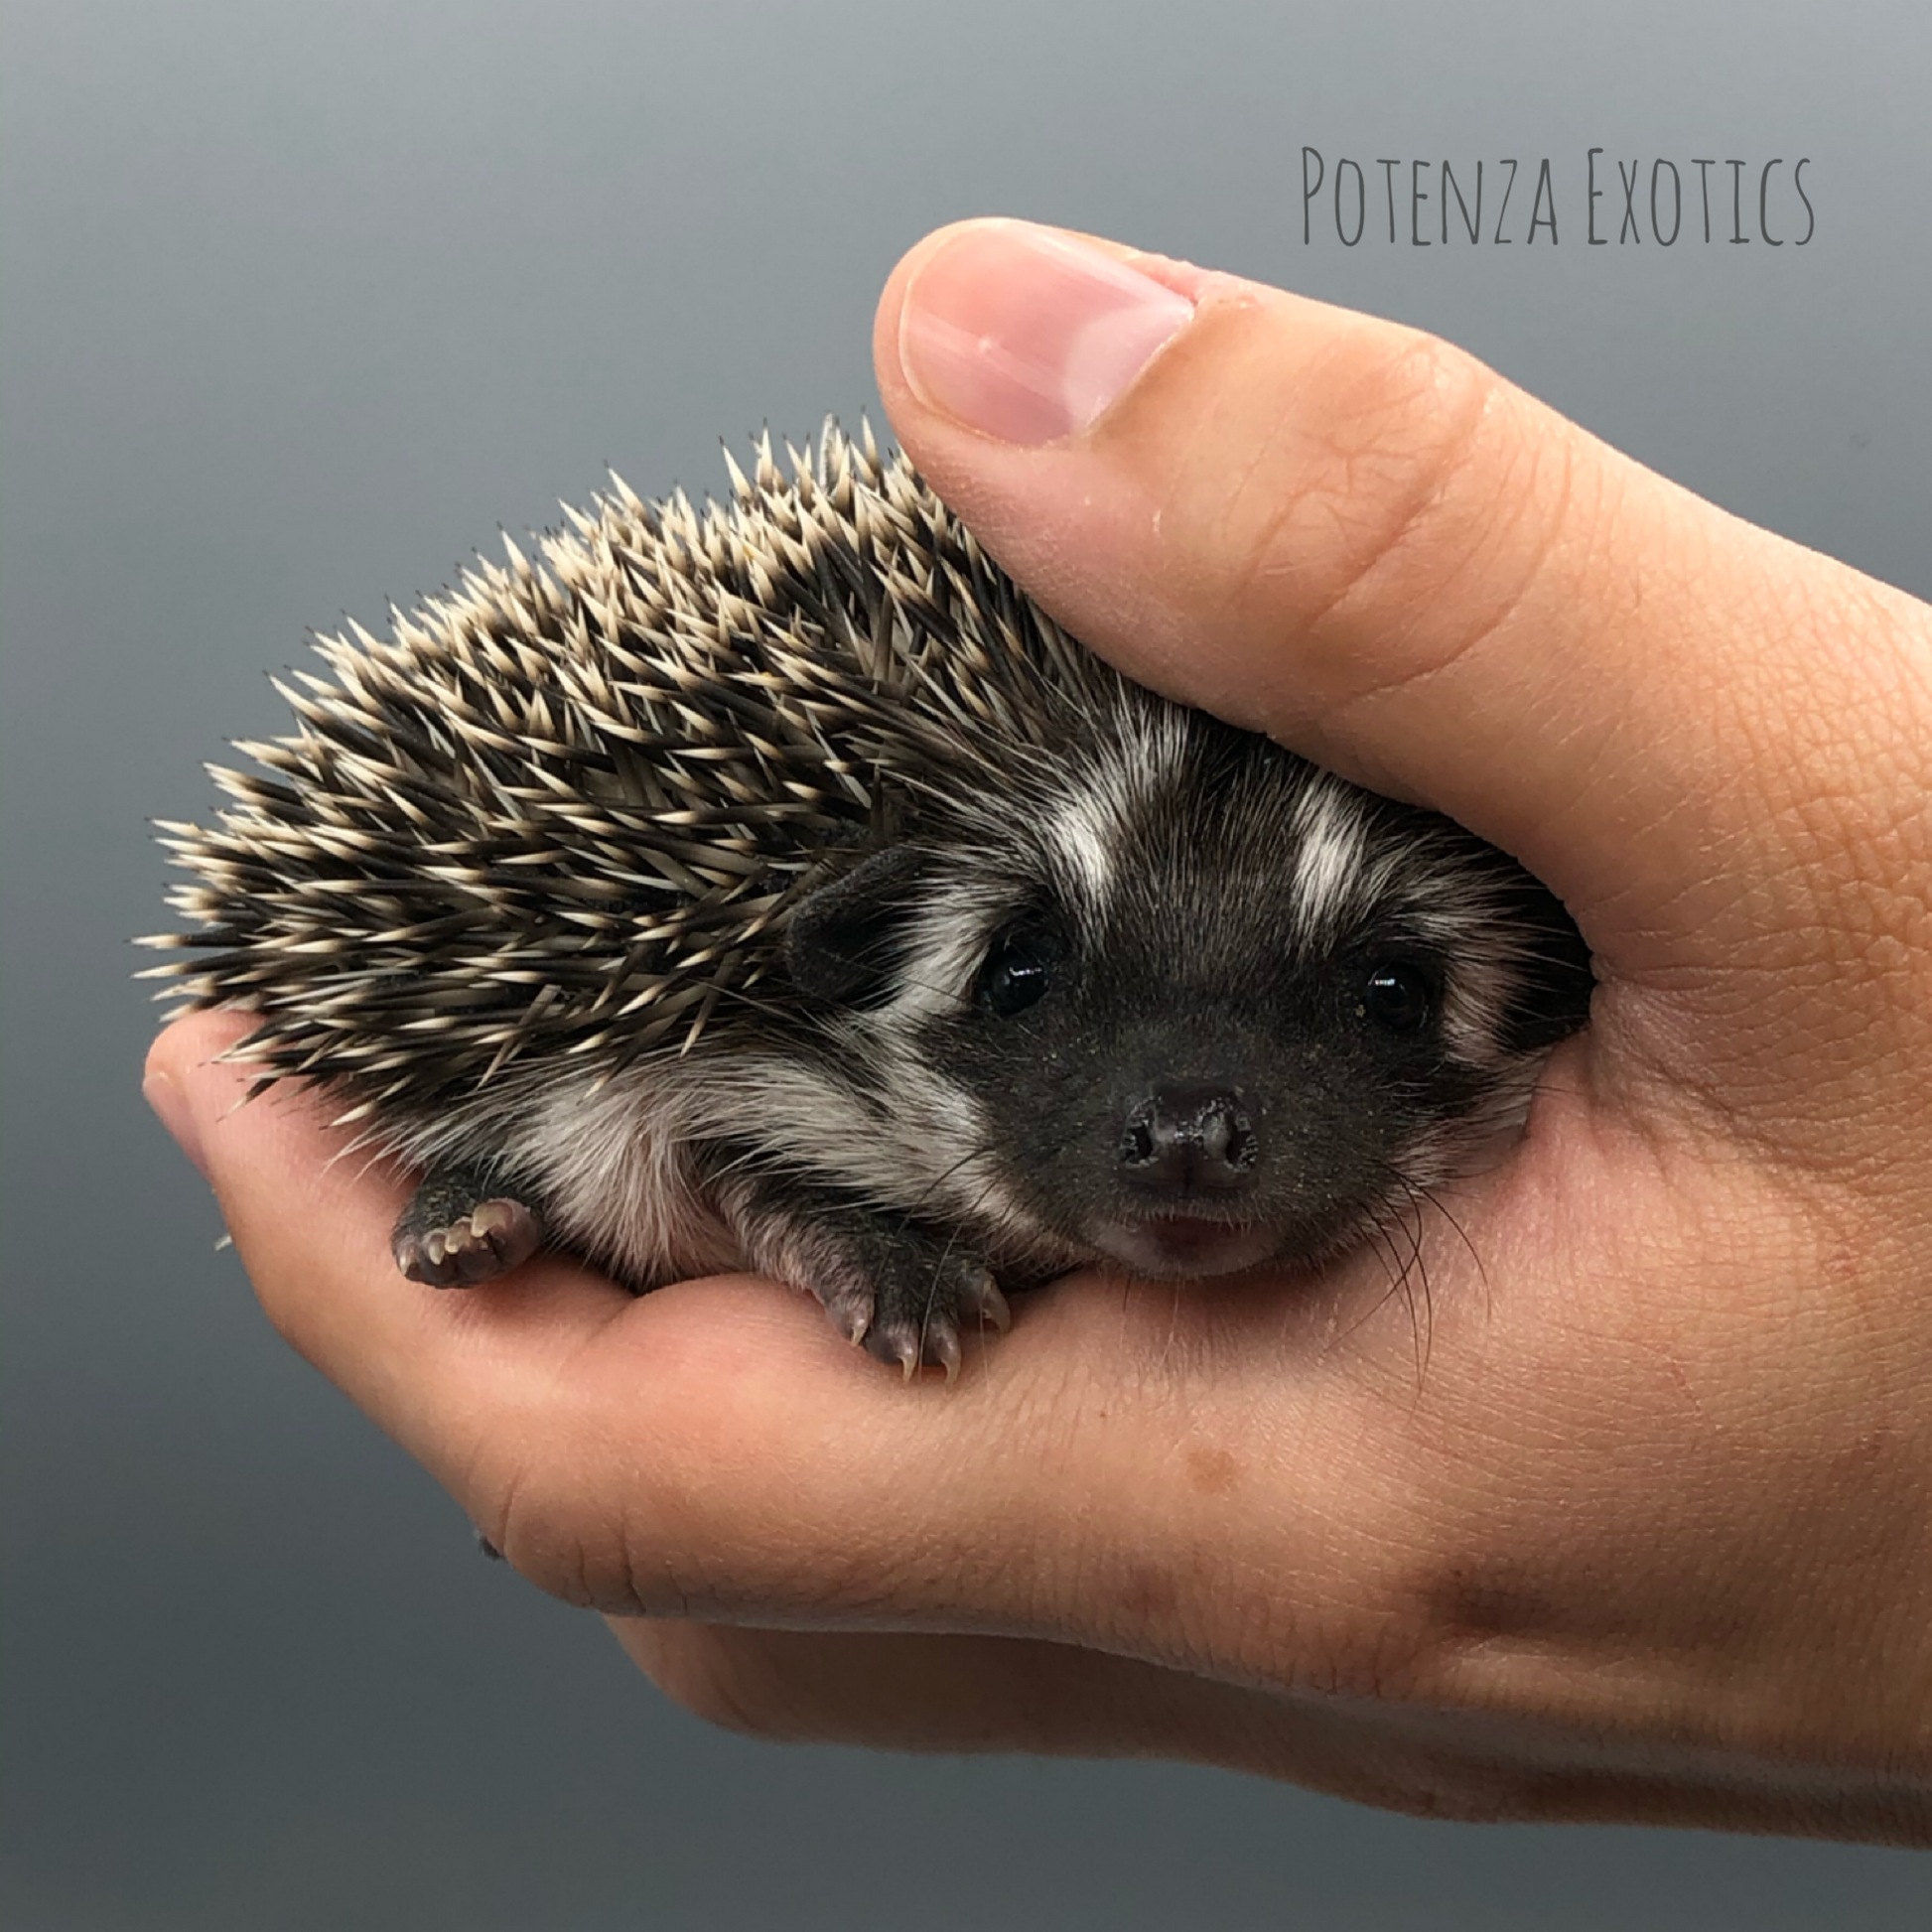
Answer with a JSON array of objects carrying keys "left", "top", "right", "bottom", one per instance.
[{"left": 872, "top": 218, "right": 1926, "bottom": 983}]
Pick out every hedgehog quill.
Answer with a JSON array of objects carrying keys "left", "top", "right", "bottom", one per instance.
[{"left": 145, "top": 425, "right": 1592, "bottom": 1378}]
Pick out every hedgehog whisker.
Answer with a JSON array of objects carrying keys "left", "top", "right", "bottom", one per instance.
[
  {"left": 1381, "top": 1172, "right": 1438, "bottom": 1380},
  {"left": 1335, "top": 1173, "right": 1437, "bottom": 1387}
]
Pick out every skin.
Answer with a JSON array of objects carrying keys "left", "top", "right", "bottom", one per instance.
[{"left": 144, "top": 218, "right": 1932, "bottom": 1840}]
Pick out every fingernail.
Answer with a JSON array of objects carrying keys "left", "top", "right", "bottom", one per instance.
[
  {"left": 144, "top": 1066, "right": 209, "bottom": 1178},
  {"left": 897, "top": 221, "right": 1195, "bottom": 446}
]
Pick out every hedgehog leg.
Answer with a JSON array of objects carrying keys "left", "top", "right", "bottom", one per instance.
[
  {"left": 713, "top": 1172, "right": 1010, "bottom": 1381},
  {"left": 392, "top": 1168, "right": 545, "bottom": 1288}
]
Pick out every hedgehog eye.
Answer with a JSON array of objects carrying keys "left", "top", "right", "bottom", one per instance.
[
  {"left": 1362, "top": 961, "right": 1435, "bottom": 1035},
  {"left": 978, "top": 925, "right": 1064, "bottom": 1019}
]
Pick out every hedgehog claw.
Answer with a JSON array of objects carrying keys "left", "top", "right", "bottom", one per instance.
[
  {"left": 394, "top": 1195, "right": 543, "bottom": 1288},
  {"left": 860, "top": 1313, "right": 942, "bottom": 1381},
  {"left": 821, "top": 1287, "right": 874, "bottom": 1349},
  {"left": 930, "top": 1323, "right": 964, "bottom": 1384},
  {"left": 956, "top": 1271, "right": 1012, "bottom": 1334}
]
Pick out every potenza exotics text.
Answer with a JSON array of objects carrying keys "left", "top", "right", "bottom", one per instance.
[{"left": 1298, "top": 150, "right": 1815, "bottom": 248}]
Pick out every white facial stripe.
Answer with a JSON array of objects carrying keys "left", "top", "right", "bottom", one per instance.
[
  {"left": 1035, "top": 698, "right": 1189, "bottom": 920},
  {"left": 1289, "top": 780, "right": 1370, "bottom": 949},
  {"left": 1040, "top": 787, "right": 1118, "bottom": 916}
]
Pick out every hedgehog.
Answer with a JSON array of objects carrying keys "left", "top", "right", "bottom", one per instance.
[{"left": 145, "top": 422, "right": 1593, "bottom": 1378}]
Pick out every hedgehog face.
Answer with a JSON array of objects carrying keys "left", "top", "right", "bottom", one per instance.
[
  {"left": 931, "top": 893, "right": 1492, "bottom": 1280},
  {"left": 788, "top": 714, "right": 1592, "bottom": 1283}
]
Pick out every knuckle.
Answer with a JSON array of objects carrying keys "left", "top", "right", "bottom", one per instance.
[
  {"left": 1211, "top": 325, "right": 1502, "bottom": 642},
  {"left": 482, "top": 1449, "right": 654, "bottom": 1616},
  {"left": 481, "top": 1436, "right": 783, "bottom": 1627}
]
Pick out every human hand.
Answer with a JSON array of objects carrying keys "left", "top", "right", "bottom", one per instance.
[{"left": 144, "top": 217, "right": 1932, "bottom": 1841}]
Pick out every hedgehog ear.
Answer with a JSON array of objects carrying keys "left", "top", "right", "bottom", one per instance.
[{"left": 786, "top": 845, "right": 935, "bottom": 1009}]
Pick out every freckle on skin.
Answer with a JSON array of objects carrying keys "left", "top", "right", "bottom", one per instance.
[
  {"left": 1187, "top": 1447, "right": 1242, "bottom": 1495},
  {"left": 1120, "top": 1562, "right": 1179, "bottom": 1621}
]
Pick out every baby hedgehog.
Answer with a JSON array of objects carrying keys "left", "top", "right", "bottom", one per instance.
[{"left": 147, "top": 424, "right": 1592, "bottom": 1377}]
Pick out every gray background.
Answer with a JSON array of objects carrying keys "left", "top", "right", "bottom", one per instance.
[{"left": 4, "top": 0, "right": 1928, "bottom": 1924}]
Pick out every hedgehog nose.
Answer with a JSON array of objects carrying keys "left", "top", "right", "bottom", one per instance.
[{"left": 1118, "top": 1082, "right": 1260, "bottom": 1197}]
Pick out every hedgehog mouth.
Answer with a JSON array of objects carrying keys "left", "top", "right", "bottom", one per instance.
[{"left": 1087, "top": 1213, "right": 1280, "bottom": 1281}]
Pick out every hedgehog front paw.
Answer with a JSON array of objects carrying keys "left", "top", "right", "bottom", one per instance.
[
  {"left": 711, "top": 1173, "right": 1016, "bottom": 1380},
  {"left": 393, "top": 1170, "right": 544, "bottom": 1288},
  {"left": 814, "top": 1245, "right": 1012, "bottom": 1382}
]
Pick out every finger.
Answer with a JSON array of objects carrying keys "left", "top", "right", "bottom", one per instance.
[
  {"left": 614, "top": 1621, "right": 1277, "bottom": 1761},
  {"left": 142, "top": 1009, "right": 1479, "bottom": 1676},
  {"left": 611, "top": 1620, "right": 1506, "bottom": 1818},
  {"left": 144, "top": 1009, "right": 636, "bottom": 1475},
  {"left": 614, "top": 1621, "right": 1932, "bottom": 1837},
  {"left": 873, "top": 219, "right": 1932, "bottom": 990}
]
